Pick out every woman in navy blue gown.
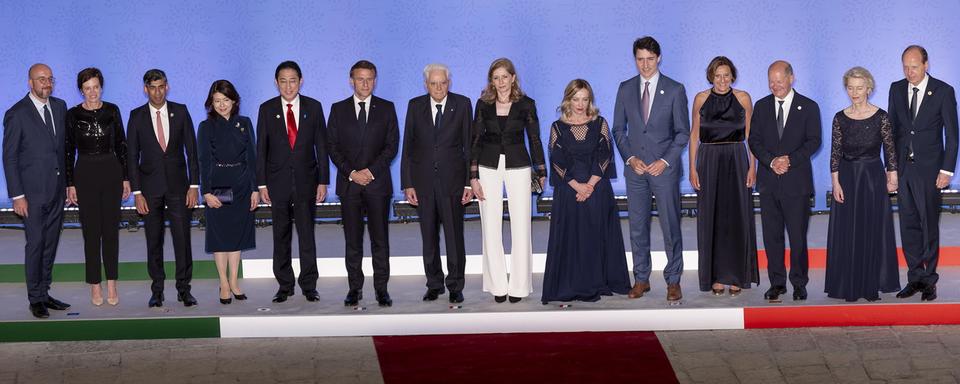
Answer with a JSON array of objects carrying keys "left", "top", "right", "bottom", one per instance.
[
  {"left": 541, "top": 79, "right": 631, "bottom": 303},
  {"left": 824, "top": 67, "right": 900, "bottom": 301},
  {"left": 197, "top": 80, "right": 257, "bottom": 304}
]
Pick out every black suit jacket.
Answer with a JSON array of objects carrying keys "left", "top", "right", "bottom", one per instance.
[
  {"left": 400, "top": 92, "right": 473, "bottom": 197},
  {"left": 470, "top": 95, "right": 546, "bottom": 178},
  {"left": 888, "top": 75, "right": 959, "bottom": 176},
  {"left": 327, "top": 95, "right": 399, "bottom": 197},
  {"left": 127, "top": 101, "right": 199, "bottom": 196},
  {"left": 2, "top": 94, "right": 67, "bottom": 200},
  {"left": 255, "top": 95, "right": 329, "bottom": 202},
  {"left": 748, "top": 91, "right": 822, "bottom": 197}
]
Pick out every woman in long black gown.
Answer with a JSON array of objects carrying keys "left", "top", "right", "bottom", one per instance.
[
  {"left": 824, "top": 66, "right": 900, "bottom": 302},
  {"left": 689, "top": 57, "right": 759, "bottom": 296},
  {"left": 541, "top": 79, "right": 631, "bottom": 303},
  {"left": 197, "top": 80, "right": 258, "bottom": 305}
]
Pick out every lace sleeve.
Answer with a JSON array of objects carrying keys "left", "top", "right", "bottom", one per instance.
[
  {"left": 596, "top": 117, "right": 612, "bottom": 176},
  {"left": 880, "top": 112, "right": 897, "bottom": 171},
  {"left": 830, "top": 114, "right": 842, "bottom": 172},
  {"left": 549, "top": 121, "right": 567, "bottom": 184}
]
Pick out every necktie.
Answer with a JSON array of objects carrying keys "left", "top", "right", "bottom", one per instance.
[
  {"left": 910, "top": 87, "right": 919, "bottom": 121},
  {"left": 155, "top": 110, "right": 166, "bottom": 152},
  {"left": 42, "top": 104, "right": 54, "bottom": 135},
  {"left": 777, "top": 100, "right": 785, "bottom": 138},
  {"left": 358, "top": 101, "right": 367, "bottom": 128},
  {"left": 434, "top": 104, "right": 443, "bottom": 129},
  {"left": 641, "top": 81, "right": 651, "bottom": 124},
  {"left": 286, "top": 103, "right": 297, "bottom": 149}
]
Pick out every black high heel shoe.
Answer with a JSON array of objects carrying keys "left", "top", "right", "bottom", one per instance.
[
  {"left": 220, "top": 297, "right": 232, "bottom": 305},
  {"left": 232, "top": 292, "right": 247, "bottom": 301}
]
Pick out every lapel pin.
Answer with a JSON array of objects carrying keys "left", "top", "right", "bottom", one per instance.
[
  {"left": 659, "top": 90, "right": 664, "bottom": 95},
  {"left": 235, "top": 122, "right": 241, "bottom": 128},
  {"left": 275, "top": 114, "right": 280, "bottom": 119},
  {"left": 170, "top": 112, "right": 174, "bottom": 117},
  {"left": 303, "top": 113, "right": 307, "bottom": 119},
  {"left": 928, "top": 91, "right": 933, "bottom": 96},
  {"left": 797, "top": 105, "right": 802, "bottom": 110}
]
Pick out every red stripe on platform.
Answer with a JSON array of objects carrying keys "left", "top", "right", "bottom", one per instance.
[
  {"left": 744, "top": 303, "right": 960, "bottom": 328},
  {"left": 373, "top": 331, "right": 677, "bottom": 384},
  {"left": 757, "top": 246, "right": 960, "bottom": 269}
]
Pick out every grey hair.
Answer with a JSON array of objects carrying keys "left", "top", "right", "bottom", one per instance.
[
  {"left": 422, "top": 63, "right": 450, "bottom": 81},
  {"left": 843, "top": 66, "right": 875, "bottom": 92}
]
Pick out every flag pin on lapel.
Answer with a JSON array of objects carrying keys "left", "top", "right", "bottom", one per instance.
[
  {"left": 276, "top": 114, "right": 281, "bottom": 119},
  {"left": 170, "top": 112, "right": 175, "bottom": 117},
  {"left": 660, "top": 90, "right": 664, "bottom": 95},
  {"left": 929, "top": 91, "right": 933, "bottom": 96},
  {"left": 797, "top": 105, "right": 802, "bottom": 110}
]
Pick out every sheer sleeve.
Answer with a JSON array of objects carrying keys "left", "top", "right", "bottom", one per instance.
[
  {"left": 830, "top": 113, "right": 842, "bottom": 172},
  {"left": 592, "top": 117, "right": 614, "bottom": 178},
  {"left": 880, "top": 112, "right": 897, "bottom": 171},
  {"left": 549, "top": 121, "right": 568, "bottom": 186}
]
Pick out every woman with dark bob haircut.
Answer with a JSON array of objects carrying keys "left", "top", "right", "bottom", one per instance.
[
  {"left": 197, "top": 79, "right": 258, "bottom": 304},
  {"left": 65, "top": 67, "right": 130, "bottom": 306}
]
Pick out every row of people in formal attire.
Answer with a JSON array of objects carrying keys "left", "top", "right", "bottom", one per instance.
[{"left": 4, "top": 37, "right": 956, "bottom": 319}]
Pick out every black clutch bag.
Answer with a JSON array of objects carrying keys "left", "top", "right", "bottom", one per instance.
[
  {"left": 211, "top": 187, "right": 233, "bottom": 205},
  {"left": 531, "top": 174, "right": 543, "bottom": 194}
]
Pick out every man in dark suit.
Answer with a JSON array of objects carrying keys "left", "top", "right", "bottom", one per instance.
[
  {"left": 400, "top": 63, "right": 474, "bottom": 304},
  {"left": 3, "top": 63, "right": 71, "bottom": 318},
  {"left": 127, "top": 69, "right": 200, "bottom": 308},
  {"left": 256, "top": 60, "right": 329, "bottom": 304},
  {"left": 612, "top": 36, "right": 690, "bottom": 302},
  {"left": 747, "top": 60, "right": 822, "bottom": 301},
  {"left": 327, "top": 60, "right": 399, "bottom": 307},
  {"left": 889, "top": 45, "right": 958, "bottom": 302}
]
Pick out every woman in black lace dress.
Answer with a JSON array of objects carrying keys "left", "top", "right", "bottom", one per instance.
[
  {"left": 65, "top": 68, "right": 130, "bottom": 306},
  {"left": 824, "top": 66, "right": 901, "bottom": 301},
  {"left": 689, "top": 57, "right": 759, "bottom": 296}
]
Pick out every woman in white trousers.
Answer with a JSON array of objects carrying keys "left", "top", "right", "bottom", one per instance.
[{"left": 470, "top": 58, "right": 547, "bottom": 303}]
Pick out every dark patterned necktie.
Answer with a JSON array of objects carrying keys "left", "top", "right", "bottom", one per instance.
[
  {"left": 434, "top": 104, "right": 442, "bottom": 128},
  {"left": 43, "top": 104, "right": 54, "bottom": 135},
  {"left": 777, "top": 100, "right": 785, "bottom": 138}
]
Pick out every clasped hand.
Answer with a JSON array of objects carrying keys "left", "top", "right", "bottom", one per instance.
[
  {"left": 569, "top": 181, "right": 594, "bottom": 202},
  {"left": 351, "top": 169, "right": 375, "bottom": 186},
  {"left": 772, "top": 156, "right": 791, "bottom": 175},
  {"left": 629, "top": 158, "right": 668, "bottom": 177}
]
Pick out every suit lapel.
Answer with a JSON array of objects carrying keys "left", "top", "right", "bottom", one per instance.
[
  {"left": 915, "top": 78, "right": 938, "bottom": 125},
  {"left": 23, "top": 96, "right": 57, "bottom": 143},
  {"left": 648, "top": 80, "right": 668, "bottom": 126},
  {"left": 165, "top": 106, "right": 178, "bottom": 153}
]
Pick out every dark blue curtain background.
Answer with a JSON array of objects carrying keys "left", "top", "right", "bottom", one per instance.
[{"left": 2, "top": 1, "right": 958, "bottom": 210}]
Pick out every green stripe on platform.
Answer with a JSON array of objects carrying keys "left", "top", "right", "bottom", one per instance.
[
  {"left": 0, "top": 260, "right": 242, "bottom": 283},
  {"left": 0, "top": 317, "right": 220, "bottom": 342}
]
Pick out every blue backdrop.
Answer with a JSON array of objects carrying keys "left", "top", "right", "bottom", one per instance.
[{"left": 2, "top": 0, "right": 958, "bottom": 210}]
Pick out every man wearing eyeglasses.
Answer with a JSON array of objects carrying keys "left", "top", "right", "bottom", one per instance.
[{"left": 3, "top": 63, "right": 71, "bottom": 318}]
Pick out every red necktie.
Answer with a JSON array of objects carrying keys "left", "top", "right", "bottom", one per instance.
[
  {"left": 156, "top": 111, "right": 167, "bottom": 152},
  {"left": 286, "top": 103, "right": 297, "bottom": 149}
]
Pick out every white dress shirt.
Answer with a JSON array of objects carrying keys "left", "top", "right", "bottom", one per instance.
[
  {"left": 149, "top": 103, "right": 170, "bottom": 149},
  {"left": 28, "top": 92, "right": 56, "bottom": 135},
  {"left": 281, "top": 94, "right": 301, "bottom": 129},
  {"left": 430, "top": 95, "right": 447, "bottom": 124},
  {"left": 774, "top": 88, "right": 796, "bottom": 126},
  {"left": 353, "top": 94, "right": 371, "bottom": 121}
]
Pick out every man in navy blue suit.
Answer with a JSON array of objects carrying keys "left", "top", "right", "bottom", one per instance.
[
  {"left": 612, "top": 36, "right": 690, "bottom": 302},
  {"left": 748, "top": 60, "right": 822, "bottom": 301},
  {"left": 889, "top": 45, "right": 959, "bottom": 302},
  {"left": 3, "top": 63, "right": 72, "bottom": 318}
]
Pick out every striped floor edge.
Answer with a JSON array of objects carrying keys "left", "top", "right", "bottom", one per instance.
[
  {"left": 5, "top": 246, "right": 960, "bottom": 283},
  {"left": 4, "top": 303, "right": 960, "bottom": 342}
]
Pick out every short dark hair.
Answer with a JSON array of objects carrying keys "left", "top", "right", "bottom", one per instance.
[
  {"left": 77, "top": 67, "right": 104, "bottom": 91},
  {"left": 706, "top": 56, "right": 738, "bottom": 84},
  {"left": 902, "top": 45, "right": 928, "bottom": 63},
  {"left": 142, "top": 69, "right": 167, "bottom": 85},
  {"left": 350, "top": 60, "right": 377, "bottom": 78},
  {"left": 633, "top": 36, "right": 661, "bottom": 57},
  {"left": 275, "top": 61, "right": 302, "bottom": 80},
  {"left": 204, "top": 79, "right": 241, "bottom": 120}
]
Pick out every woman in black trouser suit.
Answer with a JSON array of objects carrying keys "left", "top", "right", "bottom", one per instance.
[{"left": 65, "top": 67, "right": 131, "bottom": 306}]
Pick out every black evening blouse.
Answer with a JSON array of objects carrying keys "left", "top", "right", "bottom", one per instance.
[{"left": 65, "top": 101, "right": 129, "bottom": 185}]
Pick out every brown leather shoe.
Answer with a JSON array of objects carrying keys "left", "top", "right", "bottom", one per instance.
[
  {"left": 667, "top": 283, "right": 682, "bottom": 301},
  {"left": 628, "top": 282, "right": 651, "bottom": 298}
]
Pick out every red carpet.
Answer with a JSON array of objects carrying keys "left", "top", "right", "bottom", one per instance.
[{"left": 373, "top": 331, "right": 678, "bottom": 384}]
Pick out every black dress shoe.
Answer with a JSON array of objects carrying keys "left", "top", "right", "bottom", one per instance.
[
  {"left": 272, "top": 290, "right": 293, "bottom": 303},
  {"left": 148, "top": 292, "right": 164, "bottom": 308},
  {"left": 376, "top": 291, "right": 393, "bottom": 307},
  {"left": 344, "top": 290, "right": 362, "bottom": 306},
  {"left": 30, "top": 303, "right": 49, "bottom": 318},
  {"left": 177, "top": 291, "right": 198, "bottom": 307},
  {"left": 304, "top": 290, "right": 320, "bottom": 302},
  {"left": 508, "top": 296, "right": 522, "bottom": 303},
  {"left": 449, "top": 291, "right": 464, "bottom": 303},
  {"left": 494, "top": 295, "right": 507, "bottom": 303},
  {"left": 921, "top": 284, "right": 937, "bottom": 302},
  {"left": 764, "top": 286, "right": 787, "bottom": 300},
  {"left": 422, "top": 288, "right": 444, "bottom": 301},
  {"left": 44, "top": 296, "right": 71, "bottom": 311},
  {"left": 897, "top": 282, "right": 922, "bottom": 299},
  {"left": 792, "top": 285, "right": 807, "bottom": 301}
]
